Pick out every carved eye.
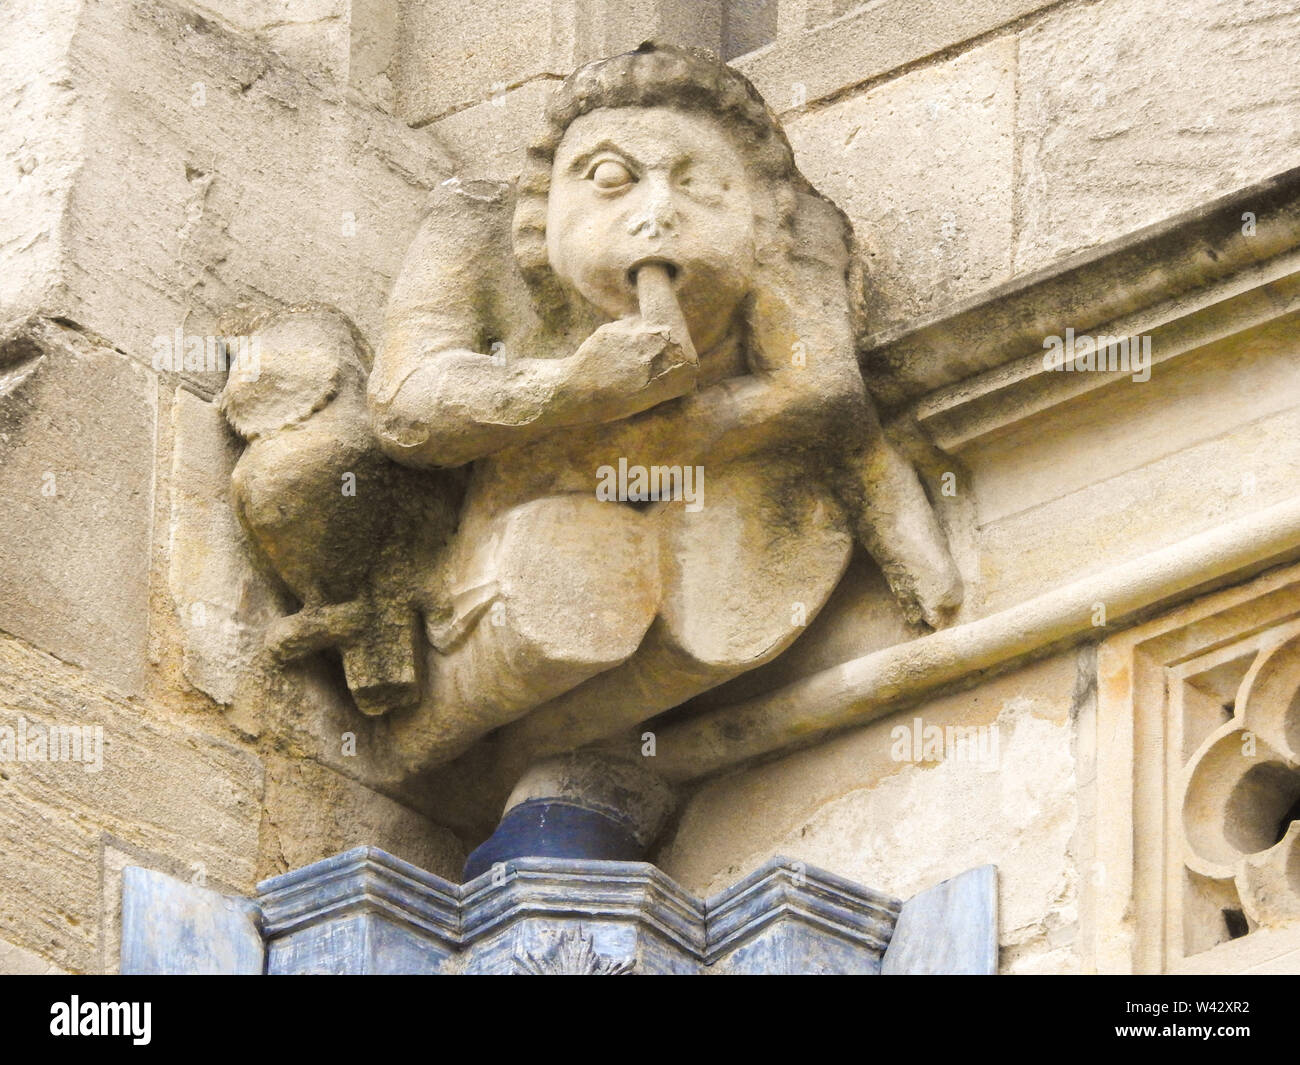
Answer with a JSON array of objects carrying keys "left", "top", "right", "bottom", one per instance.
[{"left": 590, "top": 159, "right": 634, "bottom": 190}]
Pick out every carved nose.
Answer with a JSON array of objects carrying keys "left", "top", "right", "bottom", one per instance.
[{"left": 627, "top": 190, "right": 676, "bottom": 238}]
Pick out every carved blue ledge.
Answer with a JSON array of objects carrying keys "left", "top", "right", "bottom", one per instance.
[{"left": 120, "top": 850, "right": 997, "bottom": 975}]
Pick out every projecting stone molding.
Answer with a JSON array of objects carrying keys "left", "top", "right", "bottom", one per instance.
[{"left": 120, "top": 850, "right": 997, "bottom": 975}]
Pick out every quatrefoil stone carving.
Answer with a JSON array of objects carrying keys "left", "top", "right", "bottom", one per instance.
[{"left": 1182, "top": 629, "right": 1300, "bottom": 928}]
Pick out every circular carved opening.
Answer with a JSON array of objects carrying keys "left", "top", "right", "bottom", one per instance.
[{"left": 1225, "top": 763, "right": 1300, "bottom": 855}]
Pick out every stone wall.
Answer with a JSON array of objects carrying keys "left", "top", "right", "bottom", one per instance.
[{"left": 0, "top": 0, "right": 466, "bottom": 974}]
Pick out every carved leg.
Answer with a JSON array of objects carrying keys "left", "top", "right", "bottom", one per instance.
[
  {"left": 836, "top": 424, "right": 963, "bottom": 630},
  {"left": 494, "top": 620, "right": 744, "bottom": 778},
  {"left": 340, "top": 601, "right": 423, "bottom": 717},
  {"left": 263, "top": 597, "right": 423, "bottom": 717},
  {"left": 383, "top": 498, "right": 662, "bottom": 770}
]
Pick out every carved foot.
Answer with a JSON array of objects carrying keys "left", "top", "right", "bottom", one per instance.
[
  {"left": 264, "top": 599, "right": 421, "bottom": 717},
  {"left": 892, "top": 555, "right": 964, "bottom": 631}
]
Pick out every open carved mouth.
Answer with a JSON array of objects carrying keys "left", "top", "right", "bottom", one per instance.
[{"left": 627, "top": 258, "right": 679, "bottom": 287}]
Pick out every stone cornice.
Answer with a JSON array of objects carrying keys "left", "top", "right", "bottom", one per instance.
[
  {"left": 256, "top": 849, "right": 901, "bottom": 959},
  {"left": 258, "top": 846, "right": 460, "bottom": 944},
  {"left": 459, "top": 858, "right": 706, "bottom": 955},
  {"left": 864, "top": 165, "right": 1300, "bottom": 411},
  {"left": 705, "top": 859, "right": 900, "bottom": 962}
]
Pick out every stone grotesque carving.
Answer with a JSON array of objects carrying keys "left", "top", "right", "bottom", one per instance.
[
  {"left": 220, "top": 43, "right": 961, "bottom": 781},
  {"left": 220, "top": 306, "right": 463, "bottom": 720}
]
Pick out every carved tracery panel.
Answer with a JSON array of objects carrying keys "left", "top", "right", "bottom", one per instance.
[{"left": 1094, "top": 563, "right": 1300, "bottom": 973}]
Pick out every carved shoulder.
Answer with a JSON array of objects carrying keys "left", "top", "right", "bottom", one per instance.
[{"left": 383, "top": 178, "right": 540, "bottom": 359}]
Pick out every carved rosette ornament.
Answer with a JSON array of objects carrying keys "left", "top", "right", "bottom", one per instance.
[
  {"left": 513, "top": 929, "right": 635, "bottom": 975},
  {"left": 1182, "top": 626, "right": 1300, "bottom": 930}
]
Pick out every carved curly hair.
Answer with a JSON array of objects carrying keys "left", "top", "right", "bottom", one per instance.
[{"left": 511, "top": 41, "right": 821, "bottom": 325}]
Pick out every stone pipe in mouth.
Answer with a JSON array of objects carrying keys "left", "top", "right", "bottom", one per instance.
[{"left": 633, "top": 261, "right": 697, "bottom": 365}]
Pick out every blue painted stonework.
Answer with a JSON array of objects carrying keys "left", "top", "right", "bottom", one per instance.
[
  {"left": 462, "top": 799, "right": 645, "bottom": 881},
  {"left": 120, "top": 866, "right": 264, "bottom": 975},
  {"left": 882, "top": 864, "right": 999, "bottom": 975},
  {"left": 120, "top": 851, "right": 997, "bottom": 975}
]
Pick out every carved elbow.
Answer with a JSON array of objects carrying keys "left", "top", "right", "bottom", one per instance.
[
  {"left": 369, "top": 388, "right": 483, "bottom": 470},
  {"left": 366, "top": 380, "right": 437, "bottom": 465}
]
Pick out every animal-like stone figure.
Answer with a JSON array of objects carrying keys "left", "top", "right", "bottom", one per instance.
[{"left": 219, "top": 305, "right": 460, "bottom": 718}]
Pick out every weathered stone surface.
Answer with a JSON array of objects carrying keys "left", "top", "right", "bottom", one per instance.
[
  {"left": 346, "top": 0, "right": 404, "bottom": 109},
  {"left": 861, "top": 167, "right": 1300, "bottom": 409},
  {"left": 169, "top": 387, "right": 284, "bottom": 706},
  {"left": 185, "top": 0, "right": 402, "bottom": 111},
  {"left": 1015, "top": 0, "right": 1300, "bottom": 273},
  {"left": 194, "top": 0, "right": 352, "bottom": 81},
  {"left": 0, "top": 318, "right": 155, "bottom": 695},
  {"left": 1174, "top": 925, "right": 1300, "bottom": 975},
  {"left": 976, "top": 398, "right": 1300, "bottom": 614},
  {"left": 659, "top": 652, "right": 1079, "bottom": 974},
  {"left": 0, "top": 0, "right": 453, "bottom": 376},
  {"left": 956, "top": 292, "right": 1300, "bottom": 613},
  {"left": 733, "top": 0, "right": 1056, "bottom": 113},
  {"left": 0, "top": 766, "right": 101, "bottom": 972},
  {"left": 565, "top": 0, "right": 724, "bottom": 71},
  {"left": 396, "top": 0, "right": 726, "bottom": 125},
  {"left": 396, "top": 0, "right": 561, "bottom": 123},
  {"left": 261, "top": 756, "right": 465, "bottom": 880},
  {"left": 721, "top": 0, "right": 777, "bottom": 60},
  {"left": 0, "top": 653, "right": 263, "bottom": 888},
  {"left": 431, "top": 79, "right": 559, "bottom": 182},
  {"left": 0, "top": 632, "right": 263, "bottom": 972},
  {"left": 784, "top": 36, "right": 1016, "bottom": 330},
  {"left": 0, "top": 1, "right": 81, "bottom": 321},
  {"left": 0, "top": 935, "right": 67, "bottom": 975}
]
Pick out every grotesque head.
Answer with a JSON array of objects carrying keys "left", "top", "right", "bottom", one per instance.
[{"left": 513, "top": 43, "right": 827, "bottom": 351}]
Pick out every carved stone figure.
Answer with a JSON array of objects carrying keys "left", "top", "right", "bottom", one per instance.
[
  {"left": 221, "top": 43, "right": 962, "bottom": 786},
  {"left": 220, "top": 305, "right": 462, "bottom": 718}
]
